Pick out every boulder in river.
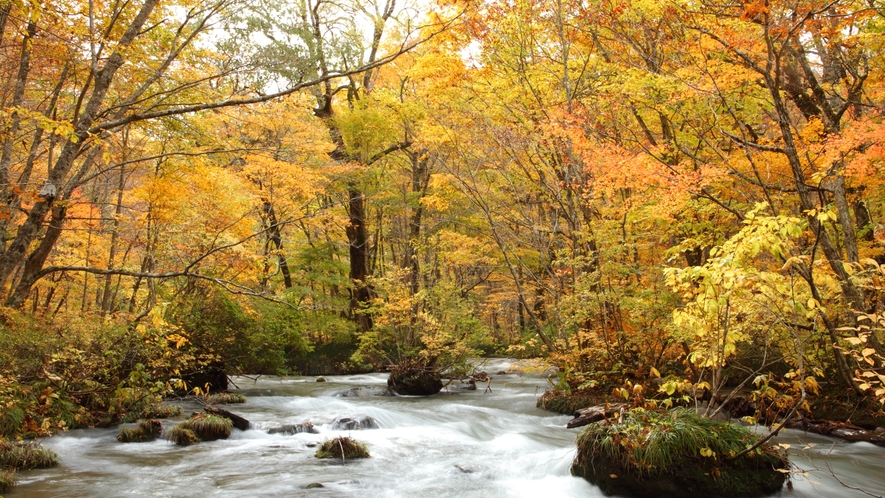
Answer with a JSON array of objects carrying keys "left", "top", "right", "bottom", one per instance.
[
  {"left": 334, "top": 386, "right": 394, "bottom": 397},
  {"left": 268, "top": 422, "right": 318, "bottom": 435},
  {"left": 571, "top": 408, "right": 788, "bottom": 498},
  {"left": 117, "top": 419, "right": 162, "bottom": 443},
  {"left": 331, "top": 416, "right": 379, "bottom": 430},
  {"left": 167, "top": 413, "right": 232, "bottom": 443},
  {"left": 387, "top": 359, "right": 442, "bottom": 396}
]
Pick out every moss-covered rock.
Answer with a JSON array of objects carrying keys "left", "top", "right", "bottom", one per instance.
[
  {"left": 387, "top": 360, "right": 442, "bottom": 396},
  {"left": 571, "top": 408, "right": 788, "bottom": 498},
  {"left": 537, "top": 388, "right": 605, "bottom": 415},
  {"left": 180, "top": 413, "right": 233, "bottom": 441},
  {"left": 315, "top": 436, "right": 370, "bottom": 460},
  {"left": 118, "top": 419, "right": 162, "bottom": 442},
  {"left": 206, "top": 392, "right": 247, "bottom": 405},
  {"left": 164, "top": 426, "right": 201, "bottom": 446},
  {"left": 164, "top": 413, "right": 233, "bottom": 445}
]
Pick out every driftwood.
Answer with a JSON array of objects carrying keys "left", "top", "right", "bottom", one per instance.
[
  {"left": 567, "top": 403, "right": 628, "bottom": 429},
  {"left": 785, "top": 417, "right": 885, "bottom": 447},
  {"left": 204, "top": 406, "right": 251, "bottom": 431}
]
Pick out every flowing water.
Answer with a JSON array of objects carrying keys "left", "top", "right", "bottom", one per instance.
[{"left": 9, "top": 359, "right": 885, "bottom": 497}]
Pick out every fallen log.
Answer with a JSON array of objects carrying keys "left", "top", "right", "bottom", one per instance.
[
  {"left": 785, "top": 417, "right": 885, "bottom": 447},
  {"left": 204, "top": 406, "right": 251, "bottom": 431},
  {"left": 567, "top": 403, "right": 628, "bottom": 429}
]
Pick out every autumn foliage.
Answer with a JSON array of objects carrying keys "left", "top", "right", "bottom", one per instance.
[{"left": 0, "top": 0, "right": 884, "bottom": 444}]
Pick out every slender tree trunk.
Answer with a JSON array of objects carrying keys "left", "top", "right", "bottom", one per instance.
[{"left": 262, "top": 199, "right": 293, "bottom": 288}]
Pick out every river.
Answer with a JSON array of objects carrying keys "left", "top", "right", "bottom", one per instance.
[{"left": 9, "top": 359, "right": 885, "bottom": 497}]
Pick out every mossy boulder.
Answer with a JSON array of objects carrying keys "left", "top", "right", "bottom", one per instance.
[
  {"left": 118, "top": 419, "right": 162, "bottom": 442},
  {"left": 165, "top": 413, "right": 233, "bottom": 445},
  {"left": 387, "top": 360, "right": 442, "bottom": 396},
  {"left": 206, "top": 392, "right": 247, "bottom": 405},
  {"left": 315, "top": 436, "right": 370, "bottom": 460},
  {"left": 537, "top": 388, "right": 605, "bottom": 415},
  {"left": 164, "top": 426, "right": 201, "bottom": 446},
  {"left": 180, "top": 413, "right": 233, "bottom": 441},
  {"left": 571, "top": 408, "right": 788, "bottom": 498}
]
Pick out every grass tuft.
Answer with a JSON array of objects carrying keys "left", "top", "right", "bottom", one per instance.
[
  {"left": 0, "top": 468, "right": 16, "bottom": 493},
  {"left": 206, "top": 393, "right": 247, "bottom": 405},
  {"left": 117, "top": 419, "right": 162, "bottom": 442},
  {"left": 315, "top": 436, "right": 370, "bottom": 460},
  {"left": 164, "top": 426, "right": 201, "bottom": 446},
  {"left": 572, "top": 408, "right": 788, "bottom": 497},
  {"left": 0, "top": 441, "right": 59, "bottom": 469},
  {"left": 537, "top": 389, "right": 604, "bottom": 415},
  {"left": 180, "top": 413, "right": 232, "bottom": 441}
]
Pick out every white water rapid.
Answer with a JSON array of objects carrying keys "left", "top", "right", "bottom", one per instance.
[{"left": 8, "top": 359, "right": 885, "bottom": 497}]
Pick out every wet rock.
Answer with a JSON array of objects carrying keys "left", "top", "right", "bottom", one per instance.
[
  {"left": 316, "top": 376, "right": 327, "bottom": 382},
  {"left": 334, "top": 386, "right": 394, "bottom": 397},
  {"left": 305, "top": 483, "right": 324, "bottom": 489},
  {"left": 268, "top": 422, "right": 318, "bottom": 435},
  {"left": 445, "top": 379, "right": 476, "bottom": 391},
  {"left": 331, "top": 416, "right": 379, "bottom": 430},
  {"left": 388, "top": 360, "right": 442, "bottom": 396},
  {"left": 306, "top": 442, "right": 318, "bottom": 448},
  {"left": 454, "top": 464, "right": 474, "bottom": 473}
]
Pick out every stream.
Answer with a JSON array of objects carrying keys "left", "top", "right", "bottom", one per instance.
[{"left": 9, "top": 359, "right": 885, "bottom": 497}]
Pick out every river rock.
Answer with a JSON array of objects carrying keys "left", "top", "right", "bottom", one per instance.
[
  {"left": 334, "top": 386, "right": 394, "bottom": 397},
  {"left": 387, "top": 363, "right": 442, "bottom": 396},
  {"left": 268, "top": 422, "right": 318, "bottom": 435},
  {"left": 331, "top": 416, "right": 379, "bottom": 430}
]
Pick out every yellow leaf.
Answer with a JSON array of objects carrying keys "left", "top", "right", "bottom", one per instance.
[{"left": 650, "top": 367, "right": 661, "bottom": 378}]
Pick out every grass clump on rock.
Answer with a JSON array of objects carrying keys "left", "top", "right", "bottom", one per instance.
[
  {"left": 572, "top": 408, "right": 788, "bottom": 498},
  {"left": 164, "top": 426, "right": 201, "bottom": 446},
  {"left": 206, "top": 392, "right": 247, "bottom": 405},
  {"left": 0, "top": 468, "right": 16, "bottom": 492},
  {"left": 165, "top": 413, "right": 233, "bottom": 446},
  {"left": 180, "top": 413, "right": 233, "bottom": 441},
  {"left": 537, "top": 388, "right": 604, "bottom": 415},
  {"left": 0, "top": 440, "right": 59, "bottom": 469},
  {"left": 118, "top": 419, "right": 162, "bottom": 443},
  {"left": 315, "top": 436, "right": 370, "bottom": 460}
]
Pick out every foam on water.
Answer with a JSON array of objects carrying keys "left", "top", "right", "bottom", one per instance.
[{"left": 9, "top": 368, "right": 885, "bottom": 498}]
